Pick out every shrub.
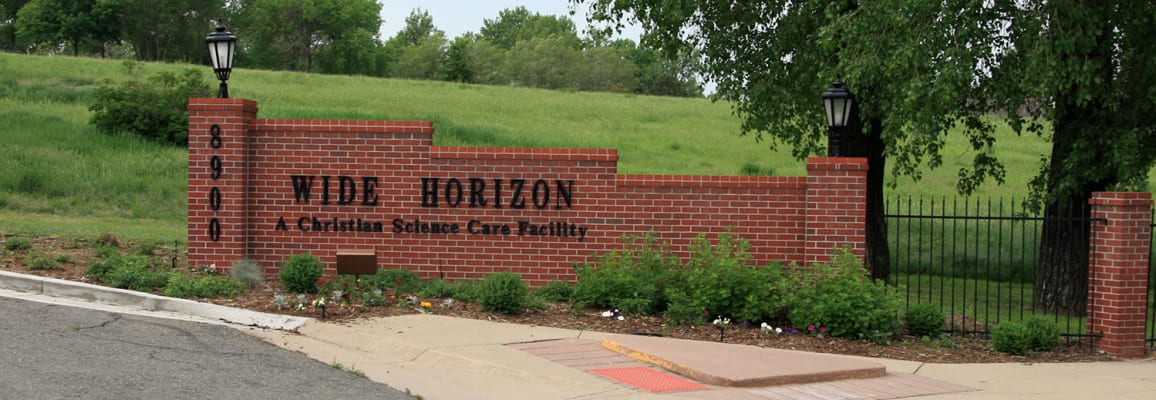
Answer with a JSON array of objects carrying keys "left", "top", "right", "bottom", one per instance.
[
  {"left": 904, "top": 303, "right": 945, "bottom": 339},
  {"left": 419, "top": 278, "right": 455, "bottom": 298},
  {"left": 165, "top": 274, "right": 247, "bottom": 299},
  {"left": 279, "top": 253, "right": 323, "bottom": 294},
  {"left": 88, "top": 64, "right": 211, "bottom": 146},
  {"left": 84, "top": 252, "right": 172, "bottom": 292},
  {"left": 450, "top": 280, "right": 481, "bottom": 302},
  {"left": 788, "top": 249, "right": 903, "bottom": 343},
  {"left": 571, "top": 233, "right": 681, "bottom": 315},
  {"left": 664, "top": 233, "right": 788, "bottom": 325},
  {"left": 478, "top": 272, "right": 529, "bottom": 315},
  {"left": 992, "top": 321, "right": 1032, "bottom": 356},
  {"left": 108, "top": 265, "right": 172, "bottom": 292},
  {"left": 534, "top": 280, "right": 575, "bottom": 303},
  {"left": 1025, "top": 317, "right": 1060, "bottom": 352},
  {"left": 5, "top": 237, "right": 32, "bottom": 251},
  {"left": 229, "top": 258, "right": 265, "bottom": 289},
  {"left": 363, "top": 268, "right": 423, "bottom": 293},
  {"left": 26, "top": 255, "right": 57, "bottom": 270}
]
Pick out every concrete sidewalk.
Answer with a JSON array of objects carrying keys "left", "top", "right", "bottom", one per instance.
[{"left": 2, "top": 271, "right": 1154, "bottom": 400}]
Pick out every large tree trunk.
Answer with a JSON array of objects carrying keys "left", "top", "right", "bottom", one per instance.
[
  {"left": 1033, "top": 2, "right": 1116, "bottom": 316},
  {"left": 843, "top": 114, "right": 890, "bottom": 280},
  {"left": 1034, "top": 193, "right": 1093, "bottom": 315}
]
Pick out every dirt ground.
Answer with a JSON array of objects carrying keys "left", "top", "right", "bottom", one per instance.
[{"left": 0, "top": 234, "right": 1120, "bottom": 364}]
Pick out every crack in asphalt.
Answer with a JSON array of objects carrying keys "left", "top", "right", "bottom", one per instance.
[{"left": 72, "top": 314, "right": 122, "bottom": 331}]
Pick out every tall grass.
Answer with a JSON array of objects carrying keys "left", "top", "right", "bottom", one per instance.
[{"left": 1, "top": 52, "right": 1154, "bottom": 242}]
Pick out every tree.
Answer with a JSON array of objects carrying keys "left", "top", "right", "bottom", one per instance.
[
  {"left": 573, "top": 0, "right": 1014, "bottom": 281},
  {"left": 573, "top": 0, "right": 1156, "bottom": 313},
  {"left": 480, "top": 6, "right": 581, "bottom": 50},
  {"left": 15, "top": 0, "right": 120, "bottom": 56},
  {"left": 233, "top": 0, "right": 381, "bottom": 72},
  {"left": 118, "top": 0, "right": 221, "bottom": 62},
  {"left": 382, "top": 8, "right": 446, "bottom": 79},
  {"left": 0, "top": 0, "right": 31, "bottom": 51},
  {"left": 395, "top": 8, "right": 441, "bottom": 46},
  {"left": 996, "top": 1, "right": 1156, "bottom": 314}
]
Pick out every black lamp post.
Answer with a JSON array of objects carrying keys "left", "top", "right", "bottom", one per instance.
[
  {"left": 821, "top": 79, "right": 854, "bottom": 157},
  {"left": 206, "top": 24, "right": 237, "bottom": 99}
]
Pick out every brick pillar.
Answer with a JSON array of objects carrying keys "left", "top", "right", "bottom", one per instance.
[
  {"left": 804, "top": 157, "right": 868, "bottom": 264},
  {"left": 187, "top": 98, "right": 257, "bottom": 273},
  {"left": 1087, "top": 192, "right": 1152, "bottom": 358}
]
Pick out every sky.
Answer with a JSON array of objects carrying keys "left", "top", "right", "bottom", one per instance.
[{"left": 377, "top": 0, "right": 642, "bottom": 42}]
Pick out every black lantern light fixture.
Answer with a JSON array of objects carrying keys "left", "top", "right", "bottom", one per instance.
[
  {"left": 821, "top": 78, "right": 854, "bottom": 157},
  {"left": 206, "top": 24, "right": 237, "bottom": 99}
]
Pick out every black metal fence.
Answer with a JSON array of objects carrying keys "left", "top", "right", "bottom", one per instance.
[
  {"left": 1149, "top": 220, "right": 1156, "bottom": 351},
  {"left": 881, "top": 196, "right": 1101, "bottom": 341}
]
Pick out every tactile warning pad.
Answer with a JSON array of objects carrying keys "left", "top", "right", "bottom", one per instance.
[{"left": 590, "top": 366, "right": 708, "bottom": 393}]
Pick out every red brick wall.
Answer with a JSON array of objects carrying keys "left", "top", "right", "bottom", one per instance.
[{"left": 188, "top": 98, "right": 867, "bottom": 286}]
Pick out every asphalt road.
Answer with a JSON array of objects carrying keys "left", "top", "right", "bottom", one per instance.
[{"left": 0, "top": 296, "right": 416, "bottom": 400}]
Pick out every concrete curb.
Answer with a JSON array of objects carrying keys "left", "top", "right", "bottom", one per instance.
[{"left": 0, "top": 270, "right": 311, "bottom": 331}]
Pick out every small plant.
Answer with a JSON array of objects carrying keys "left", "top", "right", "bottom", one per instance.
[
  {"left": 534, "top": 279, "right": 574, "bottom": 302},
  {"left": 1025, "top": 317, "right": 1060, "bottom": 352},
  {"left": 330, "top": 360, "right": 366, "bottom": 378},
  {"left": 272, "top": 294, "right": 290, "bottom": 309},
  {"left": 478, "top": 272, "right": 529, "bottom": 315},
  {"left": 26, "top": 255, "right": 57, "bottom": 270},
  {"left": 418, "top": 278, "right": 455, "bottom": 298},
  {"left": 904, "top": 303, "right": 945, "bottom": 339},
  {"left": 279, "top": 253, "right": 323, "bottom": 294},
  {"left": 96, "top": 233, "right": 120, "bottom": 248},
  {"left": 991, "top": 321, "right": 1031, "bottom": 355},
  {"left": 229, "top": 258, "right": 265, "bottom": 289},
  {"left": 135, "top": 240, "right": 162, "bottom": 256},
  {"left": 5, "top": 237, "right": 32, "bottom": 251}
]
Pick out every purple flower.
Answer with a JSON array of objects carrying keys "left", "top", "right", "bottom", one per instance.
[{"left": 740, "top": 321, "right": 751, "bottom": 328}]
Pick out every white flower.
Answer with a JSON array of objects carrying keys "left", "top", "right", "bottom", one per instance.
[
  {"left": 760, "top": 322, "right": 771, "bottom": 330},
  {"left": 601, "top": 311, "right": 614, "bottom": 318},
  {"left": 616, "top": 315, "right": 625, "bottom": 321},
  {"left": 775, "top": 327, "right": 783, "bottom": 334},
  {"left": 712, "top": 317, "right": 731, "bottom": 326}
]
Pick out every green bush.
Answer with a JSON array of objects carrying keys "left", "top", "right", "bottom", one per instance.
[
  {"left": 904, "top": 303, "right": 945, "bottom": 339},
  {"left": 88, "top": 64, "right": 211, "bottom": 146},
  {"left": 571, "top": 233, "right": 681, "bottom": 315},
  {"left": 992, "top": 321, "right": 1032, "bottom": 355},
  {"left": 419, "top": 278, "right": 455, "bottom": 298},
  {"left": 1025, "top": 317, "right": 1060, "bottom": 352},
  {"left": 450, "top": 280, "right": 481, "bottom": 302},
  {"left": 5, "top": 237, "right": 32, "bottom": 251},
  {"left": 279, "top": 253, "right": 323, "bottom": 294},
  {"left": 26, "top": 255, "right": 57, "bottom": 270},
  {"left": 164, "top": 274, "right": 247, "bottom": 299},
  {"left": 363, "top": 268, "right": 423, "bottom": 293},
  {"left": 663, "top": 233, "right": 788, "bottom": 325},
  {"left": 478, "top": 272, "right": 529, "bottom": 315},
  {"left": 788, "top": 250, "right": 903, "bottom": 343},
  {"left": 85, "top": 251, "right": 171, "bottom": 292},
  {"left": 534, "top": 280, "right": 575, "bottom": 303}
]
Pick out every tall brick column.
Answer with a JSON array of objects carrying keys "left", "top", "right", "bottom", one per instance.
[
  {"left": 187, "top": 98, "right": 257, "bottom": 272},
  {"left": 1087, "top": 192, "right": 1152, "bottom": 358},
  {"left": 804, "top": 157, "right": 868, "bottom": 264}
]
